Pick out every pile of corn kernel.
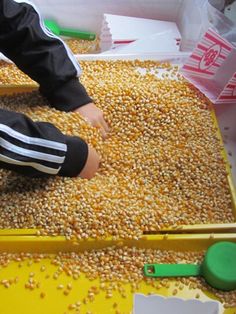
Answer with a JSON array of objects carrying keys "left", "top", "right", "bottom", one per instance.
[
  {"left": 0, "top": 61, "right": 36, "bottom": 85},
  {"left": 0, "top": 247, "right": 236, "bottom": 310},
  {"left": 0, "top": 37, "right": 98, "bottom": 85},
  {"left": 65, "top": 38, "right": 99, "bottom": 54},
  {"left": 0, "top": 60, "right": 234, "bottom": 240}
]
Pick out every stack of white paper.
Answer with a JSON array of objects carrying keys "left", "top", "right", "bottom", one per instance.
[
  {"left": 100, "top": 14, "right": 181, "bottom": 53},
  {"left": 101, "top": 31, "right": 180, "bottom": 55}
]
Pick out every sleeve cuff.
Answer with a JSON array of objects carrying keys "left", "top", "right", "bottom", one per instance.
[
  {"left": 59, "top": 135, "right": 88, "bottom": 177},
  {"left": 40, "top": 78, "right": 93, "bottom": 112}
]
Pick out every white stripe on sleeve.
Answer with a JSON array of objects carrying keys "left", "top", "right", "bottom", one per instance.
[
  {"left": 13, "top": 0, "right": 82, "bottom": 76},
  {"left": 0, "top": 153, "right": 60, "bottom": 174},
  {"left": 0, "top": 124, "right": 67, "bottom": 152},
  {"left": 0, "top": 137, "right": 65, "bottom": 163}
]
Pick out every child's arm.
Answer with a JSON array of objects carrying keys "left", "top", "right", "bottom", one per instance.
[
  {"left": 0, "top": 108, "right": 87, "bottom": 177},
  {"left": 0, "top": 0, "right": 101, "bottom": 177},
  {"left": 0, "top": 0, "right": 92, "bottom": 112}
]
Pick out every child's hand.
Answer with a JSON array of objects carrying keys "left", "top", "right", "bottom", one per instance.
[
  {"left": 79, "top": 145, "right": 100, "bottom": 179},
  {"left": 75, "top": 102, "right": 109, "bottom": 139}
]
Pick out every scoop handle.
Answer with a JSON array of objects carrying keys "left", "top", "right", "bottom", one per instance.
[
  {"left": 60, "top": 28, "right": 96, "bottom": 40},
  {"left": 144, "top": 264, "right": 201, "bottom": 277}
]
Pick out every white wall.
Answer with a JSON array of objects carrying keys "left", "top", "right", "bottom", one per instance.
[{"left": 19, "top": 0, "right": 184, "bottom": 33}]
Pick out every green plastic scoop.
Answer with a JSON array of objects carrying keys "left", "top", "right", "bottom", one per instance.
[
  {"left": 44, "top": 19, "right": 96, "bottom": 41},
  {"left": 144, "top": 241, "right": 236, "bottom": 291}
]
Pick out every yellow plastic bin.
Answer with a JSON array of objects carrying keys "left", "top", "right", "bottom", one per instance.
[
  {"left": 0, "top": 234, "right": 236, "bottom": 313},
  {"left": 0, "top": 53, "right": 235, "bottom": 234}
]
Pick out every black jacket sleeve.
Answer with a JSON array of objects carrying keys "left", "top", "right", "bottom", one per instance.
[
  {"left": 0, "top": 0, "right": 93, "bottom": 112},
  {"left": 0, "top": 1, "right": 90, "bottom": 177},
  {"left": 0, "top": 108, "right": 88, "bottom": 177}
]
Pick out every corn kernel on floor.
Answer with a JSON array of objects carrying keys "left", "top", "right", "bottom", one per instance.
[
  {"left": 0, "top": 258, "right": 213, "bottom": 314},
  {"left": 0, "top": 245, "right": 236, "bottom": 313},
  {"left": 0, "top": 60, "right": 234, "bottom": 240}
]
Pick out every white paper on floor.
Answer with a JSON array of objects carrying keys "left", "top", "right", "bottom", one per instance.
[{"left": 133, "top": 293, "right": 223, "bottom": 314}]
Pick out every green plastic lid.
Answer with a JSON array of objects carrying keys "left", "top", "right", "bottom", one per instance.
[{"left": 202, "top": 241, "right": 236, "bottom": 291}]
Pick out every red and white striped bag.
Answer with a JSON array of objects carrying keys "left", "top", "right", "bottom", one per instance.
[{"left": 181, "top": 28, "right": 236, "bottom": 105}]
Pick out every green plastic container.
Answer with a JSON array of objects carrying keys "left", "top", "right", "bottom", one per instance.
[
  {"left": 144, "top": 241, "right": 236, "bottom": 291},
  {"left": 44, "top": 19, "right": 96, "bottom": 41}
]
